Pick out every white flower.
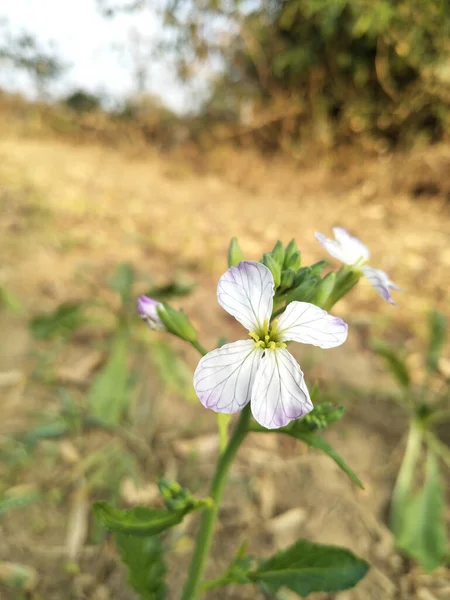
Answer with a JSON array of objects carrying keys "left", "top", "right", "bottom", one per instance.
[
  {"left": 193, "top": 261, "right": 348, "bottom": 429},
  {"left": 315, "top": 227, "right": 400, "bottom": 305}
]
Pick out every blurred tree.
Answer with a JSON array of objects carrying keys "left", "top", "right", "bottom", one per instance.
[
  {"left": 63, "top": 89, "right": 102, "bottom": 113},
  {"left": 96, "top": 0, "right": 450, "bottom": 148},
  {"left": 0, "top": 21, "right": 67, "bottom": 98}
]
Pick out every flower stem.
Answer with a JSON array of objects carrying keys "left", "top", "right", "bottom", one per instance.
[
  {"left": 191, "top": 340, "right": 208, "bottom": 356},
  {"left": 180, "top": 404, "right": 251, "bottom": 600}
]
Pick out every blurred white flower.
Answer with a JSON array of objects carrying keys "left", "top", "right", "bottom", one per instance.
[{"left": 315, "top": 227, "right": 400, "bottom": 305}]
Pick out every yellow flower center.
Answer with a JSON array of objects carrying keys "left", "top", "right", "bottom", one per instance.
[{"left": 249, "top": 318, "right": 286, "bottom": 350}]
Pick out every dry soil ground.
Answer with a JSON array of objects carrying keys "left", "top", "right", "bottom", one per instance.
[{"left": 0, "top": 129, "right": 449, "bottom": 600}]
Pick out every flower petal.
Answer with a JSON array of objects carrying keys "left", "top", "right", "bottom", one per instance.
[
  {"left": 315, "top": 232, "right": 348, "bottom": 263},
  {"left": 315, "top": 228, "right": 370, "bottom": 265},
  {"left": 251, "top": 348, "right": 313, "bottom": 429},
  {"left": 193, "top": 340, "right": 263, "bottom": 414},
  {"left": 332, "top": 227, "right": 370, "bottom": 264},
  {"left": 361, "top": 266, "right": 399, "bottom": 305},
  {"left": 217, "top": 261, "right": 274, "bottom": 332},
  {"left": 276, "top": 301, "right": 348, "bottom": 348}
]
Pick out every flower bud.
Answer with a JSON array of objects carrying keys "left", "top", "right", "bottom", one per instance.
[
  {"left": 227, "top": 237, "right": 244, "bottom": 267},
  {"left": 285, "top": 276, "right": 320, "bottom": 303},
  {"left": 261, "top": 253, "right": 281, "bottom": 287},
  {"left": 280, "top": 267, "right": 295, "bottom": 290},
  {"left": 137, "top": 296, "right": 165, "bottom": 330},
  {"left": 309, "top": 260, "right": 328, "bottom": 276},
  {"left": 308, "top": 272, "right": 336, "bottom": 307},
  {"left": 157, "top": 302, "right": 198, "bottom": 343},
  {"left": 271, "top": 240, "right": 285, "bottom": 267},
  {"left": 285, "top": 250, "right": 302, "bottom": 271},
  {"left": 283, "top": 239, "right": 299, "bottom": 268}
]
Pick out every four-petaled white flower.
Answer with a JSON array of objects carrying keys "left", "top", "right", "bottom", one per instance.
[
  {"left": 193, "top": 261, "right": 348, "bottom": 429},
  {"left": 315, "top": 227, "right": 400, "bottom": 305}
]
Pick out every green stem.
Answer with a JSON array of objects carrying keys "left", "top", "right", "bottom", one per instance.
[
  {"left": 180, "top": 404, "right": 251, "bottom": 600},
  {"left": 191, "top": 340, "right": 208, "bottom": 356},
  {"left": 390, "top": 419, "right": 423, "bottom": 536}
]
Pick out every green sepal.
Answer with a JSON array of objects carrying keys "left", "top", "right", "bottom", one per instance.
[
  {"left": 227, "top": 237, "right": 244, "bottom": 267},
  {"left": 285, "top": 276, "right": 320, "bottom": 303},
  {"left": 262, "top": 253, "right": 281, "bottom": 287},
  {"left": 280, "top": 268, "right": 296, "bottom": 290},
  {"left": 283, "top": 240, "right": 300, "bottom": 269},
  {"left": 271, "top": 240, "right": 285, "bottom": 267},
  {"left": 285, "top": 250, "right": 302, "bottom": 271},
  {"left": 157, "top": 303, "right": 198, "bottom": 343},
  {"left": 308, "top": 272, "right": 336, "bottom": 307},
  {"left": 309, "top": 260, "right": 328, "bottom": 276}
]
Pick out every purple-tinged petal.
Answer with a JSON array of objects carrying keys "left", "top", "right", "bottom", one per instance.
[
  {"left": 137, "top": 295, "right": 165, "bottom": 330},
  {"left": 217, "top": 261, "right": 274, "bottom": 332},
  {"left": 250, "top": 348, "right": 313, "bottom": 429},
  {"left": 193, "top": 339, "right": 263, "bottom": 414},
  {"left": 276, "top": 301, "right": 348, "bottom": 348},
  {"left": 361, "top": 266, "right": 398, "bottom": 305},
  {"left": 315, "top": 228, "right": 370, "bottom": 266},
  {"left": 315, "top": 232, "right": 348, "bottom": 264},
  {"left": 332, "top": 227, "right": 370, "bottom": 264}
]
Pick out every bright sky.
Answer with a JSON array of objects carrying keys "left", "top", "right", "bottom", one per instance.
[{"left": 0, "top": 0, "right": 201, "bottom": 112}]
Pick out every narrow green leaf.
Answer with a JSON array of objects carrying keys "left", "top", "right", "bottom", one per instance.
[
  {"left": 397, "top": 452, "right": 448, "bottom": 571},
  {"left": 426, "top": 310, "right": 447, "bottom": 373},
  {"left": 115, "top": 533, "right": 167, "bottom": 600},
  {"left": 30, "top": 302, "right": 85, "bottom": 340},
  {"left": 371, "top": 339, "right": 410, "bottom": 389},
  {"left": 93, "top": 501, "right": 186, "bottom": 536},
  {"left": 108, "top": 262, "right": 135, "bottom": 305},
  {"left": 146, "top": 278, "right": 195, "bottom": 300},
  {"left": 250, "top": 539, "right": 369, "bottom": 596},
  {"left": 296, "top": 432, "right": 364, "bottom": 489},
  {"left": 87, "top": 335, "right": 129, "bottom": 426}
]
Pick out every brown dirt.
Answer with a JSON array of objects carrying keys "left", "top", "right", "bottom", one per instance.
[{"left": 0, "top": 126, "right": 449, "bottom": 600}]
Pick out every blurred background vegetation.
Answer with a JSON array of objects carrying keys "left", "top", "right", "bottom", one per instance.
[{"left": 0, "top": 1, "right": 449, "bottom": 599}]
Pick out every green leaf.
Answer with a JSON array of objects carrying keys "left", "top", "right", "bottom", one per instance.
[
  {"left": 371, "top": 339, "right": 410, "bottom": 389},
  {"left": 250, "top": 539, "right": 369, "bottom": 596},
  {"left": 108, "top": 262, "right": 135, "bottom": 305},
  {"left": 250, "top": 405, "right": 363, "bottom": 488},
  {"left": 87, "top": 335, "right": 129, "bottom": 426},
  {"left": 0, "top": 492, "right": 42, "bottom": 518},
  {"left": 426, "top": 310, "right": 447, "bottom": 373},
  {"left": 151, "top": 341, "right": 197, "bottom": 402},
  {"left": 115, "top": 533, "right": 167, "bottom": 600},
  {"left": 397, "top": 452, "right": 448, "bottom": 571},
  {"left": 296, "top": 431, "right": 364, "bottom": 489},
  {"left": 30, "top": 302, "right": 85, "bottom": 340},
  {"left": 93, "top": 502, "right": 186, "bottom": 536}
]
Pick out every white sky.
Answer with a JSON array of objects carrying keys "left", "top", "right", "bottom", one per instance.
[{"left": 0, "top": 0, "right": 204, "bottom": 112}]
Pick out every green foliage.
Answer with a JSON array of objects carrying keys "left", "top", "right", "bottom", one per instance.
[
  {"left": 94, "top": 493, "right": 206, "bottom": 536},
  {"left": 426, "top": 310, "right": 447, "bottom": 373},
  {"left": 250, "top": 539, "right": 369, "bottom": 596},
  {"left": 145, "top": 278, "right": 196, "bottom": 300},
  {"left": 94, "top": 502, "right": 187, "bottom": 536},
  {"left": 396, "top": 451, "right": 448, "bottom": 571},
  {"left": 251, "top": 403, "right": 363, "bottom": 488},
  {"left": 0, "top": 491, "right": 42, "bottom": 518},
  {"left": 87, "top": 334, "right": 130, "bottom": 426},
  {"left": 115, "top": 534, "right": 167, "bottom": 600},
  {"left": 150, "top": 341, "right": 197, "bottom": 402},
  {"left": 108, "top": 262, "right": 135, "bottom": 306},
  {"left": 371, "top": 339, "right": 411, "bottom": 389},
  {"left": 0, "top": 286, "right": 23, "bottom": 314},
  {"left": 29, "top": 302, "right": 86, "bottom": 341}
]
